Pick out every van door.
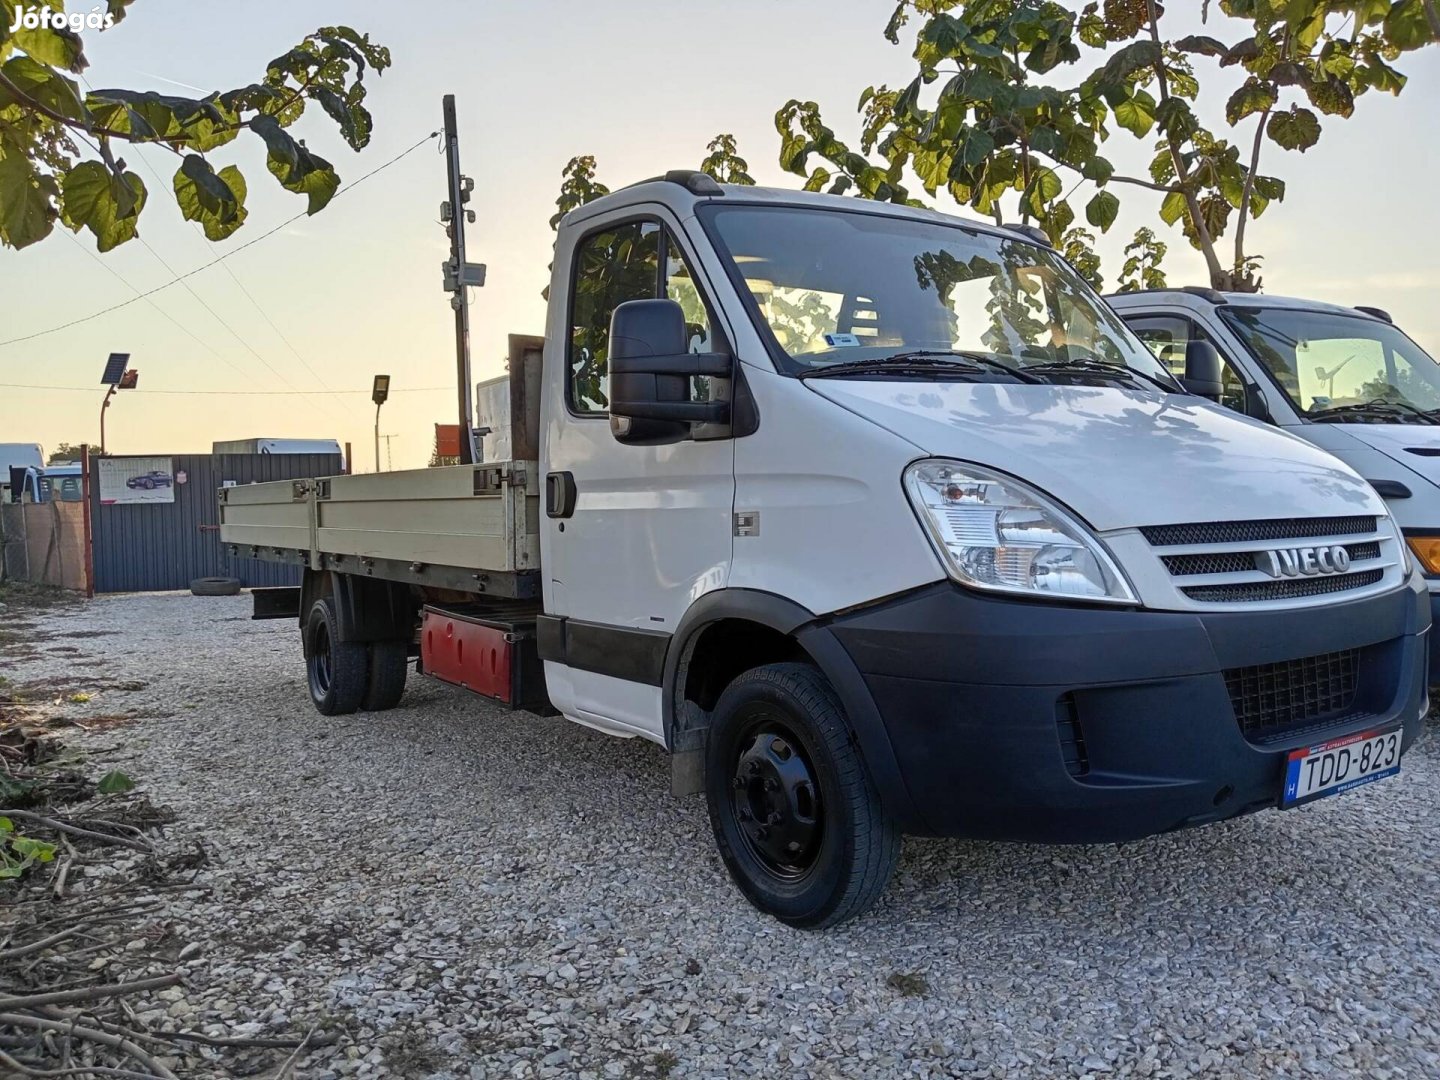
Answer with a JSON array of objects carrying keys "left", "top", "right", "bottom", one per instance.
[{"left": 540, "top": 208, "right": 735, "bottom": 740}]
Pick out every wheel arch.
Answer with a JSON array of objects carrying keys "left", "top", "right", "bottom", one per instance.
[
  {"left": 664, "top": 589, "right": 923, "bottom": 831},
  {"left": 300, "top": 569, "right": 415, "bottom": 643}
]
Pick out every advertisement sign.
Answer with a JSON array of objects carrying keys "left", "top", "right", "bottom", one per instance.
[{"left": 98, "top": 457, "right": 176, "bottom": 505}]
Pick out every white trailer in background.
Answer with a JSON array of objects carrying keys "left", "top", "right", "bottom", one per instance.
[{"left": 213, "top": 439, "right": 344, "bottom": 456}]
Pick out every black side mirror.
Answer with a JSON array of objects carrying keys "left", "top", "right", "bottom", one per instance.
[
  {"left": 608, "top": 299, "right": 732, "bottom": 445},
  {"left": 1182, "top": 339, "right": 1223, "bottom": 401}
]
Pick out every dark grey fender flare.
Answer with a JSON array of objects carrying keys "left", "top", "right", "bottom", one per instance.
[{"left": 662, "top": 588, "right": 925, "bottom": 832}]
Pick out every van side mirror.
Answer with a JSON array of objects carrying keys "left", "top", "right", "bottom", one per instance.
[
  {"left": 1182, "top": 339, "right": 1223, "bottom": 401},
  {"left": 608, "top": 299, "right": 732, "bottom": 445}
]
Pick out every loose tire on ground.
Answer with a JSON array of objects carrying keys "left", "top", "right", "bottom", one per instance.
[
  {"left": 704, "top": 661, "right": 901, "bottom": 929},
  {"left": 362, "top": 640, "right": 409, "bottom": 712},
  {"left": 304, "top": 597, "right": 369, "bottom": 715},
  {"left": 190, "top": 576, "right": 242, "bottom": 597}
]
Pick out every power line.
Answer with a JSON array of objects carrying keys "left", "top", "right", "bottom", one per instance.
[
  {"left": 61, "top": 229, "right": 256, "bottom": 383},
  {"left": 129, "top": 141, "right": 370, "bottom": 426},
  {"left": 0, "top": 383, "right": 453, "bottom": 395},
  {"left": 0, "top": 130, "right": 440, "bottom": 350}
]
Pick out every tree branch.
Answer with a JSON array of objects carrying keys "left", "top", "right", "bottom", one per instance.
[
  {"left": 1233, "top": 105, "right": 1270, "bottom": 280},
  {"left": 1144, "top": 0, "right": 1225, "bottom": 286}
]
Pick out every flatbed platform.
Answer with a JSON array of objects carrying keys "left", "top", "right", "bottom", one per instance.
[{"left": 219, "top": 459, "right": 541, "bottom": 598}]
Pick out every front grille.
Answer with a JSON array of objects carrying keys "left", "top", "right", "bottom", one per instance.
[
  {"left": 1162, "top": 541, "right": 1382, "bottom": 577},
  {"left": 1141, "top": 516, "right": 1376, "bottom": 547},
  {"left": 1224, "top": 649, "right": 1360, "bottom": 739},
  {"left": 1183, "top": 569, "right": 1383, "bottom": 603}
]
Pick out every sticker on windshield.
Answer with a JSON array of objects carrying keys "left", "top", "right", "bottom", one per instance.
[{"left": 825, "top": 333, "right": 862, "bottom": 348}]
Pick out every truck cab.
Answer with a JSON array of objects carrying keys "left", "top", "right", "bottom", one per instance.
[
  {"left": 223, "top": 178, "right": 1430, "bottom": 927},
  {"left": 1108, "top": 288, "right": 1440, "bottom": 674}
]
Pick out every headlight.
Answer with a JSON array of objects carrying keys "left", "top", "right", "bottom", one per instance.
[{"left": 903, "top": 459, "right": 1136, "bottom": 604}]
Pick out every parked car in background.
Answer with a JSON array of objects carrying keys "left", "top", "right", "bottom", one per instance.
[
  {"left": 39, "top": 464, "right": 84, "bottom": 503},
  {"left": 1109, "top": 289, "right": 1440, "bottom": 675},
  {"left": 125, "top": 469, "right": 173, "bottom": 490}
]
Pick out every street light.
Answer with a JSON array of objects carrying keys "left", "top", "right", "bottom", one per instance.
[
  {"left": 372, "top": 374, "right": 391, "bottom": 473},
  {"left": 99, "top": 353, "right": 137, "bottom": 454}
]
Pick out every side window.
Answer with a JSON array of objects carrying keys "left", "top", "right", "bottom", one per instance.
[
  {"left": 1128, "top": 316, "right": 1248, "bottom": 414},
  {"left": 568, "top": 220, "right": 717, "bottom": 415},
  {"left": 569, "top": 221, "right": 662, "bottom": 414}
]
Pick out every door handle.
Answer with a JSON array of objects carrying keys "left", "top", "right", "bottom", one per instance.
[{"left": 546, "top": 471, "right": 576, "bottom": 519}]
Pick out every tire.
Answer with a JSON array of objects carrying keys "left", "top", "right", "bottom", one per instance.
[
  {"left": 190, "top": 576, "right": 242, "bottom": 597},
  {"left": 304, "top": 598, "right": 369, "bottom": 715},
  {"left": 704, "top": 662, "right": 901, "bottom": 929},
  {"left": 362, "top": 640, "right": 409, "bottom": 711}
]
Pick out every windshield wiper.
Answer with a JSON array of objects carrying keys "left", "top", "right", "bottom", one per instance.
[
  {"left": 1310, "top": 400, "right": 1440, "bottom": 425},
  {"left": 801, "top": 350, "right": 1042, "bottom": 383},
  {"left": 1019, "top": 357, "right": 1174, "bottom": 392}
]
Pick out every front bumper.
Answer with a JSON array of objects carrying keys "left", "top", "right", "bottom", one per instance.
[{"left": 812, "top": 579, "right": 1430, "bottom": 843}]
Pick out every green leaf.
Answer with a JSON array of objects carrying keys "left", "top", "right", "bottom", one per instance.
[
  {"left": 0, "top": 55, "right": 85, "bottom": 120},
  {"left": 1112, "top": 89, "right": 1156, "bottom": 137},
  {"left": 61, "top": 162, "right": 146, "bottom": 251},
  {"left": 174, "top": 157, "right": 248, "bottom": 241},
  {"left": 10, "top": 835, "right": 55, "bottom": 862},
  {"left": 1226, "top": 78, "right": 1279, "bottom": 125},
  {"left": 11, "top": 25, "right": 84, "bottom": 72},
  {"left": 1024, "top": 166, "right": 1063, "bottom": 217},
  {"left": 0, "top": 148, "right": 57, "bottom": 249},
  {"left": 251, "top": 114, "right": 340, "bottom": 213},
  {"left": 1085, "top": 190, "right": 1120, "bottom": 232},
  {"left": 1174, "top": 35, "right": 1229, "bottom": 57},
  {"left": 96, "top": 770, "right": 135, "bottom": 794},
  {"left": 1159, "top": 189, "right": 1188, "bottom": 227},
  {"left": 1384, "top": 0, "right": 1436, "bottom": 48},
  {"left": 1266, "top": 106, "right": 1321, "bottom": 151}
]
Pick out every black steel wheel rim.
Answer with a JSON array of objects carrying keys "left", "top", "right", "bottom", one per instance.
[
  {"left": 309, "top": 620, "right": 332, "bottom": 697},
  {"left": 729, "top": 709, "right": 823, "bottom": 880}
]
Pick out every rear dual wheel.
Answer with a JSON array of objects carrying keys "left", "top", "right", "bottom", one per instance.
[
  {"left": 704, "top": 662, "right": 900, "bottom": 929},
  {"left": 303, "top": 598, "right": 408, "bottom": 715}
]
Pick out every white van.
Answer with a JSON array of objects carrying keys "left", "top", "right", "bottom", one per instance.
[
  {"left": 1109, "top": 289, "right": 1440, "bottom": 676},
  {"left": 221, "top": 180, "right": 1431, "bottom": 926}
]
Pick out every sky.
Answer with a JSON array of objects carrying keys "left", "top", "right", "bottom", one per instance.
[{"left": 2, "top": 0, "right": 1437, "bottom": 470}]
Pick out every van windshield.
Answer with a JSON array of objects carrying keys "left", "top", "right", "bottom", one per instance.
[
  {"left": 700, "top": 204, "right": 1174, "bottom": 388},
  {"left": 1220, "top": 306, "right": 1440, "bottom": 423}
]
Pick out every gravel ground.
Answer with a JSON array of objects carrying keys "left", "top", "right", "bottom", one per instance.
[{"left": 5, "top": 590, "right": 1440, "bottom": 1079}]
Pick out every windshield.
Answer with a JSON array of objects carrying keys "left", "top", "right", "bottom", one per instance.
[
  {"left": 700, "top": 204, "right": 1173, "bottom": 386},
  {"left": 1220, "top": 306, "right": 1440, "bottom": 420}
]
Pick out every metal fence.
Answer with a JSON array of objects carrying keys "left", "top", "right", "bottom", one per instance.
[
  {"left": 88, "top": 453, "right": 340, "bottom": 594},
  {"left": 0, "top": 500, "right": 88, "bottom": 591}
]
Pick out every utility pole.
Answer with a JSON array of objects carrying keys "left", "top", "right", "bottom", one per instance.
[{"left": 441, "top": 95, "right": 484, "bottom": 466}]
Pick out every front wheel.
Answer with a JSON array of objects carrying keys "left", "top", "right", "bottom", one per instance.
[{"left": 704, "top": 662, "right": 900, "bottom": 929}]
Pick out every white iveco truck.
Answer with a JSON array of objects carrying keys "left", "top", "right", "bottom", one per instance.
[
  {"left": 221, "top": 174, "right": 1429, "bottom": 927},
  {"left": 1109, "top": 288, "right": 1440, "bottom": 682}
]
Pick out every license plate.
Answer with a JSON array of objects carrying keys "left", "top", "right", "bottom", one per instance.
[{"left": 1283, "top": 726, "right": 1401, "bottom": 808}]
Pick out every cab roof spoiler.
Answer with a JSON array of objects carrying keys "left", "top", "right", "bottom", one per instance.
[{"left": 1355, "top": 305, "right": 1393, "bottom": 323}]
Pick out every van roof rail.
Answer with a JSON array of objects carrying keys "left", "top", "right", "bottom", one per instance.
[
  {"left": 1181, "top": 286, "right": 1228, "bottom": 304},
  {"left": 1000, "top": 222, "right": 1053, "bottom": 248},
  {"left": 625, "top": 170, "right": 725, "bottom": 196},
  {"left": 1355, "top": 305, "right": 1393, "bottom": 323}
]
